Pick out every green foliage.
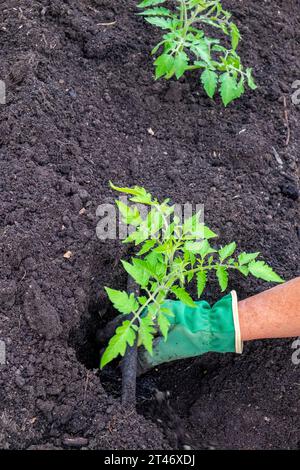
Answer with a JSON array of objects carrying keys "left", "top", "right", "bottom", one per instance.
[
  {"left": 137, "top": 0, "right": 257, "bottom": 106},
  {"left": 101, "top": 183, "right": 284, "bottom": 368},
  {"left": 101, "top": 320, "right": 136, "bottom": 368}
]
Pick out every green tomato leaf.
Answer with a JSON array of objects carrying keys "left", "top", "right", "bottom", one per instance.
[
  {"left": 174, "top": 51, "right": 188, "bottom": 79},
  {"left": 218, "top": 242, "right": 237, "bottom": 261},
  {"left": 230, "top": 23, "right": 240, "bottom": 50},
  {"left": 138, "top": 7, "right": 171, "bottom": 16},
  {"left": 100, "top": 320, "right": 136, "bottom": 368},
  {"left": 171, "top": 286, "right": 196, "bottom": 308},
  {"left": 182, "top": 213, "right": 202, "bottom": 236},
  {"left": 238, "top": 266, "right": 249, "bottom": 276},
  {"left": 138, "top": 0, "right": 166, "bottom": 7},
  {"left": 137, "top": 239, "right": 157, "bottom": 256},
  {"left": 248, "top": 261, "right": 284, "bottom": 283},
  {"left": 151, "top": 40, "right": 166, "bottom": 55},
  {"left": 216, "top": 265, "right": 228, "bottom": 292},
  {"left": 184, "top": 241, "right": 204, "bottom": 253},
  {"left": 138, "top": 315, "right": 155, "bottom": 354},
  {"left": 246, "top": 68, "right": 257, "bottom": 90},
  {"left": 158, "top": 311, "right": 171, "bottom": 340},
  {"left": 105, "top": 287, "right": 138, "bottom": 314},
  {"left": 201, "top": 69, "right": 218, "bottom": 99},
  {"left": 212, "top": 45, "right": 227, "bottom": 53},
  {"left": 110, "top": 182, "right": 153, "bottom": 204},
  {"left": 196, "top": 270, "right": 207, "bottom": 298},
  {"left": 199, "top": 240, "right": 217, "bottom": 258},
  {"left": 238, "top": 252, "right": 260, "bottom": 266},
  {"left": 235, "top": 77, "right": 245, "bottom": 99},
  {"left": 121, "top": 260, "right": 149, "bottom": 287},
  {"left": 144, "top": 16, "right": 173, "bottom": 30},
  {"left": 203, "top": 225, "right": 218, "bottom": 239},
  {"left": 190, "top": 41, "right": 211, "bottom": 64},
  {"left": 154, "top": 53, "right": 175, "bottom": 79},
  {"left": 116, "top": 200, "right": 142, "bottom": 227},
  {"left": 219, "top": 73, "right": 238, "bottom": 107},
  {"left": 138, "top": 296, "right": 148, "bottom": 305}
]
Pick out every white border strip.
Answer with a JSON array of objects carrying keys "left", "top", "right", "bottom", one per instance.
[{"left": 231, "top": 290, "right": 243, "bottom": 354}]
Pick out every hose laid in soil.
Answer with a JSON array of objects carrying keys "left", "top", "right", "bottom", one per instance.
[{"left": 121, "top": 276, "right": 140, "bottom": 407}]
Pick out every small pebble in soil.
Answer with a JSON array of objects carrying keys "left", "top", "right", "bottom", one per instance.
[
  {"left": 62, "top": 437, "right": 89, "bottom": 448},
  {"left": 280, "top": 181, "right": 299, "bottom": 200},
  {"left": 68, "top": 89, "right": 77, "bottom": 99},
  {"left": 78, "top": 188, "right": 90, "bottom": 203}
]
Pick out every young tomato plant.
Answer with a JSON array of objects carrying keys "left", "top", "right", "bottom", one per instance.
[
  {"left": 101, "top": 183, "right": 283, "bottom": 368},
  {"left": 137, "top": 0, "right": 257, "bottom": 106}
]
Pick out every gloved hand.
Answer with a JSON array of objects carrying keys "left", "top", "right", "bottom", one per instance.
[{"left": 137, "top": 291, "right": 243, "bottom": 375}]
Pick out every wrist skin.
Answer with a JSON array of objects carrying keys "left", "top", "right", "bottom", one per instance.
[{"left": 238, "top": 277, "right": 300, "bottom": 342}]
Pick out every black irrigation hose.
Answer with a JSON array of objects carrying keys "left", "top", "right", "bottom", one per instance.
[{"left": 121, "top": 276, "right": 140, "bottom": 407}]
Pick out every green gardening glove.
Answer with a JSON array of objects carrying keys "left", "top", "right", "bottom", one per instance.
[{"left": 137, "top": 291, "right": 243, "bottom": 375}]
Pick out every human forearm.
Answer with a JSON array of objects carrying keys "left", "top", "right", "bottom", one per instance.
[{"left": 238, "top": 277, "right": 300, "bottom": 341}]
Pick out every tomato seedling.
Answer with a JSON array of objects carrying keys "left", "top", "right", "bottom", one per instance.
[
  {"left": 101, "top": 183, "right": 283, "bottom": 368},
  {"left": 137, "top": 0, "right": 257, "bottom": 106}
]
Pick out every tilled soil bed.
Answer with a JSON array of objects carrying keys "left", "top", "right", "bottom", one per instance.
[{"left": 0, "top": 0, "right": 299, "bottom": 450}]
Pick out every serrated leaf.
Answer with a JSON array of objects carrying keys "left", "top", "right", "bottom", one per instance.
[
  {"left": 203, "top": 225, "right": 218, "bottom": 239},
  {"left": 123, "top": 228, "right": 149, "bottom": 245},
  {"left": 219, "top": 73, "right": 238, "bottom": 107},
  {"left": 153, "top": 241, "right": 171, "bottom": 253},
  {"left": 174, "top": 51, "right": 188, "bottom": 79},
  {"left": 199, "top": 240, "right": 217, "bottom": 258},
  {"left": 144, "top": 16, "right": 172, "bottom": 30},
  {"left": 110, "top": 182, "right": 153, "bottom": 204},
  {"left": 238, "top": 252, "right": 260, "bottom": 266},
  {"left": 218, "top": 242, "right": 237, "bottom": 261},
  {"left": 105, "top": 287, "right": 138, "bottom": 314},
  {"left": 212, "top": 44, "right": 227, "bottom": 52},
  {"left": 230, "top": 23, "right": 240, "bottom": 50},
  {"left": 216, "top": 265, "right": 228, "bottom": 292},
  {"left": 182, "top": 213, "right": 202, "bottom": 236},
  {"left": 158, "top": 311, "right": 171, "bottom": 340},
  {"left": 201, "top": 69, "right": 218, "bottom": 98},
  {"left": 196, "top": 270, "right": 207, "bottom": 298},
  {"left": 235, "top": 78, "right": 245, "bottom": 99},
  {"left": 164, "top": 221, "right": 175, "bottom": 238},
  {"left": 151, "top": 40, "right": 165, "bottom": 55},
  {"left": 246, "top": 68, "right": 257, "bottom": 90},
  {"left": 146, "top": 208, "right": 164, "bottom": 235},
  {"left": 171, "top": 286, "right": 196, "bottom": 308},
  {"left": 248, "top": 261, "right": 284, "bottom": 283},
  {"left": 194, "top": 60, "right": 208, "bottom": 68},
  {"left": 138, "top": 239, "right": 157, "bottom": 255},
  {"left": 135, "top": 252, "right": 165, "bottom": 280},
  {"left": 138, "top": 316, "right": 155, "bottom": 354},
  {"left": 100, "top": 321, "right": 136, "bottom": 368},
  {"left": 121, "top": 260, "right": 149, "bottom": 287},
  {"left": 116, "top": 200, "right": 142, "bottom": 227},
  {"left": 190, "top": 41, "right": 211, "bottom": 64},
  {"left": 184, "top": 241, "right": 204, "bottom": 253},
  {"left": 238, "top": 266, "right": 249, "bottom": 276},
  {"left": 154, "top": 53, "right": 175, "bottom": 79},
  {"left": 138, "top": 0, "right": 165, "bottom": 7},
  {"left": 138, "top": 7, "right": 171, "bottom": 16}
]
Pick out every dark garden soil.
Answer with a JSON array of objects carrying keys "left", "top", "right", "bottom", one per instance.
[{"left": 0, "top": 0, "right": 299, "bottom": 450}]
